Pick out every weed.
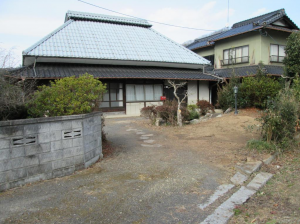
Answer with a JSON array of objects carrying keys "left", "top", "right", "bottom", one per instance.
[
  {"left": 247, "top": 139, "right": 277, "bottom": 152},
  {"left": 233, "top": 208, "right": 242, "bottom": 216}
]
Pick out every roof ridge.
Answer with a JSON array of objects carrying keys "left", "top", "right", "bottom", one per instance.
[
  {"left": 65, "top": 10, "right": 152, "bottom": 27},
  {"left": 232, "top": 8, "right": 285, "bottom": 28},
  {"left": 23, "top": 20, "right": 74, "bottom": 55}
]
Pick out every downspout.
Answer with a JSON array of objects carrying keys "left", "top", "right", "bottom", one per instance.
[{"left": 33, "top": 57, "right": 38, "bottom": 77}]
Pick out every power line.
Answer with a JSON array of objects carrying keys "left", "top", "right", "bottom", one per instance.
[{"left": 77, "top": 0, "right": 217, "bottom": 32}]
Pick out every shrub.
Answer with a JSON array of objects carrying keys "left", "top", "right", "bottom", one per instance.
[
  {"left": 28, "top": 74, "right": 106, "bottom": 117},
  {"left": 217, "top": 74, "right": 241, "bottom": 110},
  {"left": 155, "top": 100, "right": 189, "bottom": 125},
  {"left": 259, "top": 88, "right": 298, "bottom": 147},
  {"left": 187, "top": 104, "right": 199, "bottom": 120},
  {"left": 196, "top": 100, "right": 214, "bottom": 115},
  {"left": 217, "top": 64, "right": 281, "bottom": 110},
  {"left": 240, "top": 71, "right": 281, "bottom": 109},
  {"left": 140, "top": 106, "right": 157, "bottom": 124}
]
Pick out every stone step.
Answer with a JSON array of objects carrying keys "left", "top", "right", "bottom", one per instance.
[
  {"left": 198, "top": 184, "right": 234, "bottom": 210},
  {"left": 247, "top": 172, "right": 273, "bottom": 191},
  {"left": 235, "top": 161, "right": 262, "bottom": 176},
  {"left": 230, "top": 172, "right": 249, "bottom": 185}
]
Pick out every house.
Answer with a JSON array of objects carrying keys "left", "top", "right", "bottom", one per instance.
[
  {"left": 186, "top": 8, "right": 299, "bottom": 79},
  {"left": 12, "top": 11, "right": 217, "bottom": 116}
]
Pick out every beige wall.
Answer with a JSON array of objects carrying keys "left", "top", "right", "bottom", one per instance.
[
  {"left": 188, "top": 80, "right": 198, "bottom": 105},
  {"left": 214, "top": 32, "right": 262, "bottom": 69},
  {"left": 194, "top": 47, "right": 214, "bottom": 57},
  {"left": 193, "top": 30, "right": 291, "bottom": 69},
  {"left": 260, "top": 29, "right": 290, "bottom": 65}
]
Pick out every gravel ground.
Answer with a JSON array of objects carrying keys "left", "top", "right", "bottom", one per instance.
[{"left": 0, "top": 117, "right": 228, "bottom": 224}]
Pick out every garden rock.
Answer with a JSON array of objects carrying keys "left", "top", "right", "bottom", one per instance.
[
  {"left": 224, "top": 108, "right": 232, "bottom": 114},
  {"left": 190, "top": 119, "right": 200, "bottom": 124}
]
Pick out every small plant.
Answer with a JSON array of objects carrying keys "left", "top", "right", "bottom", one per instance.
[
  {"left": 196, "top": 100, "right": 214, "bottom": 115},
  {"left": 28, "top": 73, "right": 106, "bottom": 117},
  {"left": 247, "top": 139, "right": 277, "bottom": 152},
  {"left": 187, "top": 104, "right": 199, "bottom": 120}
]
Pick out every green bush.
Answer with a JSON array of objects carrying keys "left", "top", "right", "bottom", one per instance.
[
  {"left": 28, "top": 74, "right": 106, "bottom": 117},
  {"left": 240, "top": 71, "right": 281, "bottom": 109},
  {"left": 217, "top": 65, "right": 281, "bottom": 110},
  {"left": 187, "top": 104, "right": 199, "bottom": 120},
  {"left": 259, "top": 88, "right": 298, "bottom": 146},
  {"left": 283, "top": 32, "right": 300, "bottom": 77}
]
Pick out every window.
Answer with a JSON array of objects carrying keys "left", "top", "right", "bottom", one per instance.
[
  {"left": 222, "top": 45, "right": 249, "bottom": 65},
  {"left": 126, "top": 84, "right": 163, "bottom": 102},
  {"left": 100, "top": 83, "right": 123, "bottom": 108},
  {"left": 270, "top": 44, "right": 285, "bottom": 62},
  {"left": 203, "top": 55, "right": 214, "bottom": 66}
]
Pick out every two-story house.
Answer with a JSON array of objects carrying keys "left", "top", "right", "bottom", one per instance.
[{"left": 186, "top": 9, "right": 299, "bottom": 78}]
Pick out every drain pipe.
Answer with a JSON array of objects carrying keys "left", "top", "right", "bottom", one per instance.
[
  {"left": 33, "top": 57, "right": 38, "bottom": 77},
  {"left": 202, "top": 65, "right": 224, "bottom": 82}
]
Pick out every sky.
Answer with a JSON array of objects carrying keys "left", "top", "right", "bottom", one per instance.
[{"left": 0, "top": 0, "right": 299, "bottom": 66}]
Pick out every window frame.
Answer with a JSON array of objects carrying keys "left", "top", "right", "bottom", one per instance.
[
  {"left": 222, "top": 45, "right": 249, "bottom": 65},
  {"left": 100, "top": 83, "right": 124, "bottom": 108},
  {"left": 126, "top": 84, "right": 163, "bottom": 103},
  {"left": 270, "top": 44, "right": 286, "bottom": 63}
]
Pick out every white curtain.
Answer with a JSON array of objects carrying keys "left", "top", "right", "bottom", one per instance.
[
  {"left": 154, "top": 85, "right": 162, "bottom": 100},
  {"left": 126, "top": 84, "right": 135, "bottom": 102},
  {"left": 135, "top": 85, "right": 144, "bottom": 101},
  {"left": 236, "top": 47, "right": 242, "bottom": 63},
  {"left": 145, "top": 85, "right": 154, "bottom": 101},
  {"left": 242, "top": 46, "right": 249, "bottom": 62},
  {"left": 279, "top": 45, "right": 285, "bottom": 62},
  {"left": 223, "top": 50, "right": 229, "bottom": 64},
  {"left": 270, "top": 44, "right": 278, "bottom": 61}
]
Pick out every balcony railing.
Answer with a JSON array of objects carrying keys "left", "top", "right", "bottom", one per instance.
[
  {"left": 221, "top": 56, "right": 249, "bottom": 65},
  {"left": 270, "top": 55, "right": 285, "bottom": 63}
]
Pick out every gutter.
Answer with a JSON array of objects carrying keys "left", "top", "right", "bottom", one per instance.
[{"left": 202, "top": 65, "right": 225, "bottom": 83}]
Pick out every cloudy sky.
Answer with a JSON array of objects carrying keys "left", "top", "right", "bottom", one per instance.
[{"left": 0, "top": 0, "right": 299, "bottom": 66}]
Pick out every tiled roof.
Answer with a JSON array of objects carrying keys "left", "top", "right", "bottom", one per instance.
[
  {"left": 23, "top": 11, "right": 209, "bottom": 67},
  {"left": 65, "top": 10, "right": 152, "bottom": 27},
  {"left": 10, "top": 63, "right": 217, "bottom": 80},
  {"left": 207, "top": 65, "right": 284, "bottom": 78},
  {"left": 186, "top": 8, "right": 299, "bottom": 51}
]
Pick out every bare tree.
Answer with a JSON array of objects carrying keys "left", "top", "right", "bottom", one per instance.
[
  {"left": 167, "top": 80, "right": 188, "bottom": 127},
  {"left": 0, "top": 46, "right": 35, "bottom": 120}
]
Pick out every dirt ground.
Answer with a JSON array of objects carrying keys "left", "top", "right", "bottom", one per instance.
[{"left": 137, "top": 108, "right": 269, "bottom": 172}]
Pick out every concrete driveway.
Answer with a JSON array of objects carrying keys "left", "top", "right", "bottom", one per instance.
[{"left": 0, "top": 117, "right": 228, "bottom": 224}]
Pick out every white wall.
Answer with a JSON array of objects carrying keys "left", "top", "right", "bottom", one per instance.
[
  {"left": 188, "top": 80, "right": 197, "bottom": 105},
  {"left": 199, "top": 81, "right": 210, "bottom": 102},
  {"left": 126, "top": 102, "right": 162, "bottom": 116}
]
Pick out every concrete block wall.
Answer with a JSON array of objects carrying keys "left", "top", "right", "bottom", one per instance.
[{"left": 0, "top": 112, "right": 102, "bottom": 192}]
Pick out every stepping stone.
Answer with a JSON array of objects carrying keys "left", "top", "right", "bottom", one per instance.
[
  {"left": 141, "top": 144, "right": 162, "bottom": 148},
  {"left": 236, "top": 161, "right": 262, "bottom": 175},
  {"left": 140, "top": 136, "right": 150, "bottom": 140},
  {"left": 201, "top": 186, "right": 256, "bottom": 224},
  {"left": 142, "top": 134, "right": 153, "bottom": 137},
  {"left": 198, "top": 184, "right": 234, "bottom": 210},
  {"left": 136, "top": 132, "right": 146, "bottom": 135},
  {"left": 144, "top": 140, "right": 155, "bottom": 143},
  {"left": 230, "top": 172, "right": 248, "bottom": 185},
  {"left": 247, "top": 172, "right": 273, "bottom": 191}
]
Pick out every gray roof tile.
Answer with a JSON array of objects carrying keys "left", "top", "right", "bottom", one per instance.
[
  {"left": 23, "top": 11, "right": 209, "bottom": 66},
  {"left": 10, "top": 63, "right": 217, "bottom": 80}
]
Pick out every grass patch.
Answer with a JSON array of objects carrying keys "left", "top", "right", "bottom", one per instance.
[{"left": 246, "top": 139, "right": 277, "bottom": 152}]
